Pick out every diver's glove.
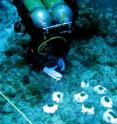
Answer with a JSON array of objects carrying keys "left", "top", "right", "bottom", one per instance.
[
  {"left": 57, "top": 58, "right": 65, "bottom": 71},
  {"left": 43, "top": 66, "right": 62, "bottom": 81}
]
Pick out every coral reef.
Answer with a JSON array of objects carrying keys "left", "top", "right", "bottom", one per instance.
[{"left": 0, "top": 0, "right": 117, "bottom": 124}]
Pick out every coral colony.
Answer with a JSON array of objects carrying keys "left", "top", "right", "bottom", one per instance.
[
  {"left": 43, "top": 81, "right": 117, "bottom": 124},
  {"left": 74, "top": 92, "right": 89, "bottom": 103}
]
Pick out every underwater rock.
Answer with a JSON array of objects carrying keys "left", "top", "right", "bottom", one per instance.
[
  {"left": 111, "top": 95, "right": 117, "bottom": 107},
  {"left": 74, "top": 92, "right": 88, "bottom": 103},
  {"left": 0, "top": 52, "right": 7, "bottom": 64},
  {"left": 0, "top": 31, "right": 11, "bottom": 52},
  {"left": 22, "top": 75, "right": 30, "bottom": 85},
  {"left": 105, "top": 36, "right": 117, "bottom": 46},
  {"left": 51, "top": 115, "right": 65, "bottom": 124},
  {"left": 1, "top": 102, "right": 15, "bottom": 114},
  {"left": 43, "top": 104, "right": 58, "bottom": 114},
  {"left": 100, "top": 96, "right": 113, "bottom": 108},
  {"left": 9, "top": 55, "right": 25, "bottom": 67},
  {"left": 52, "top": 92, "right": 63, "bottom": 104},
  {"left": 0, "top": 0, "right": 14, "bottom": 11},
  {"left": 0, "top": 84, "right": 16, "bottom": 98},
  {"left": 0, "top": 0, "right": 20, "bottom": 52},
  {"left": 103, "top": 109, "right": 117, "bottom": 124},
  {"left": 86, "top": 36, "right": 106, "bottom": 57},
  {"left": 79, "top": 70, "right": 96, "bottom": 81},
  {"left": 76, "top": 2, "right": 100, "bottom": 36}
]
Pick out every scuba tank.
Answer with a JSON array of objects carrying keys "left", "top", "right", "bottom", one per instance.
[
  {"left": 43, "top": 0, "right": 73, "bottom": 24},
  {"left": 13, "top": 0, "right": 73, "bottom": 57},
  {"left": 39, "top": 0, "right": 73, "bottom": 56},
  {"left": 22, "top": 0, "right": 52, "bottom": 28}
]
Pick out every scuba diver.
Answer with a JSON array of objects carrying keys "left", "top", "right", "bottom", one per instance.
[{"left": 13, "top": 0, "right": 78, "bottom": 81}]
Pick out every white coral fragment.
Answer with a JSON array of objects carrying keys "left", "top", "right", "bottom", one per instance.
[
  {"left": 52, "top": 92, "right": 63, "bottom": 103},
  {"left": 93, "top": 85, "right": 107, "bottom": 94},
  {"left": 81, "top": 80, "right": 89, "bottom": 88},
  {"left": 100, "top": 96, "right": 113, "bottom": 108},
  {"left": 103, "top": 109, "right": 117, "bottom": 124},
  {"left": 74, "top": 92, "right": 88, "bottom": 103},
  {"left": 81, "top": 104, "right": 95, "bottom": 115},
  {"left": 43, "top": 104, "right": 58, "bottom": 114}
]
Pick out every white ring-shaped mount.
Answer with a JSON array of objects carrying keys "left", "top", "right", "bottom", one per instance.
[
  {"left": 103, "top": 109, "right": 117, "bottom": 124},
  {"left": 52, "top": 92, "right": 64, "bottom": 103},
  {"left": 81, "top": 104, "right": 95, "bottom": 115},
  {"left": 100, "top": 96, "right": 113, "bottom": 108},
  {"left": 93, "top": 85, "right": 107, "bottom": 94},
  {"left": 74, "top": 92, "right": 88, "bottom": 103},
  {"left": 43, "top": 104, "right": 58, "bottom": 114}
]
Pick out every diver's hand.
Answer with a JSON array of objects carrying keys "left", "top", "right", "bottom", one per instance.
[
  {"left": 57, "top": 58, "right": 65, "bottom": 71},
  {"left": 43, "top": 66, "right": 62, "bottom": 81}
]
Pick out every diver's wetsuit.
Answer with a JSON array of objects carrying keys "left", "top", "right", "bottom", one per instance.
[{"left": 13, "top": 0, "right": 72, "bottom": 71}]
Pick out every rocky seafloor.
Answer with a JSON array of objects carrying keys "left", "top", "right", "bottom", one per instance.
[{"left": 0, "top": 0, "right": 117, "bottom": 124}]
